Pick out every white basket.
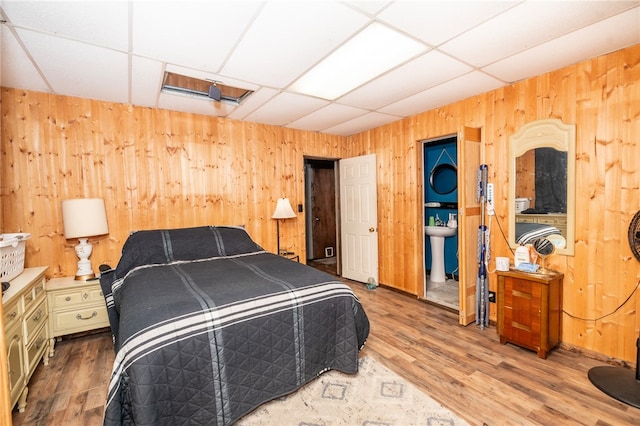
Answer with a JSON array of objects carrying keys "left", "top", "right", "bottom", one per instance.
[
  {"left": 1, "top": 233, "right": 31, "bottom": 282},
  {"left": 515, "top": 197, "right": 531, "bottom": 213}
]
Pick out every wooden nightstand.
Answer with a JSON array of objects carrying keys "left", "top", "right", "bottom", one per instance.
[
  {"left": 497, "top": 269, "right": 563, "bottom": 359},
  {"left": 46, "top": 276, "right": 109, "bottom": 357}
]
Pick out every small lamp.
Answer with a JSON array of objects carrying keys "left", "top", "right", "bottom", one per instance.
[
  {"left": 271, "top": 197, "right": 296, "bottom": 255},
  {"left": 61, "top": 198, "right": 109, "bottom": 280}
]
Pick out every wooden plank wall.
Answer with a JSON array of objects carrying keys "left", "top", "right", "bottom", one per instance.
[
  {"left": 1, "top": 44, "right": 639, "bottom": 363},
  {"left": 0, "top": 89, "right": 342, "bottom": 276},
  {"left": 345, "top": 44, "right": 640, "bottom": 363}
]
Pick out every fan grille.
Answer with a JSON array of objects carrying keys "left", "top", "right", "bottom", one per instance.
[{"left": 629, "top": 210, "right": 640, "bottom": 262}]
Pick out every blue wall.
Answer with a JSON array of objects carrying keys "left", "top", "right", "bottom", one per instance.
[{"left": 424, "top": 137, "right": 459, "bottom": 277}]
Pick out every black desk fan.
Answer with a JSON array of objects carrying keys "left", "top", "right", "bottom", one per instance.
[{"left": 588, "top": 210, "right": 640, "bottom": 407}]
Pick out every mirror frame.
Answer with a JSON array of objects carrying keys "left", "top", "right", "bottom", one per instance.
[{"left": 509, "top": 118, "right": 576, "bottom": 256}]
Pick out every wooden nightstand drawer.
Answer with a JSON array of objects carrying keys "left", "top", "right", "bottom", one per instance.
[
  {"left": 24, "top": 299, "right": 47, "bottom": 344},
  {"left": 50, "top": 305, "right": 109, "bottom": 333}
]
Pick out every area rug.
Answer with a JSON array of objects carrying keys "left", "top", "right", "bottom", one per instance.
[{"left": 237, "top": 356, "right": 469, "bottom": 425}]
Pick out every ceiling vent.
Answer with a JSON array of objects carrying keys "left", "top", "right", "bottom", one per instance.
[{"left": 161, "top": 72, "right": 253, "bottom": 105}]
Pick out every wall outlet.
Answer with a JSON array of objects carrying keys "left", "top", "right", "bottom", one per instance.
[{"left": 488, "top": 291, "right": 496, "bottom": 303}]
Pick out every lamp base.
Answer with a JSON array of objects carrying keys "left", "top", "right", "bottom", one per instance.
[{"left": 74, "top": 238, "right": 95, "bottom": 281}]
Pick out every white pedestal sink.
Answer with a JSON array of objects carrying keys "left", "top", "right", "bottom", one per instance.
[{"left": 425, "top": 226, "right": 457, "bottom": 283}]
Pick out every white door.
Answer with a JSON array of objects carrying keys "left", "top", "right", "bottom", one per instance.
[{"left": 339, "top": 154, "right": 378, "bottom": 284}]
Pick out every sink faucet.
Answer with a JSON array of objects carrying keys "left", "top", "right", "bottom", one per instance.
[{"left": 435, "top": 214, "right": 444, "bottom": 226}]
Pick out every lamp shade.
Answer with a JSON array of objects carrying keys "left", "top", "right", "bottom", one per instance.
[
  {"left": 272, "top": 198, "right": 296, "bottom": 219},
  {"left": 61, "top": 198, "right": 109, "bottom": 239}
]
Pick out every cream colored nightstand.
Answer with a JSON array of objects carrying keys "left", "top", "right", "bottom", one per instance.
[{"left": 46, "top": 276, "right": 109, "bottom": 357}]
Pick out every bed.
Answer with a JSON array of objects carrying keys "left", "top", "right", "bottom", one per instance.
[{"left": 99, "top": 225, "right": 369, "bottom": 425}]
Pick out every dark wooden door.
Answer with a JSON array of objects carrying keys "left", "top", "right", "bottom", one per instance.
[{"left": 310, "top": 167, "right": 336, "bottom": 259}]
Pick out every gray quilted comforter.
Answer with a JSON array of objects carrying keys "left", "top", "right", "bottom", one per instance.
[{"left": 99, "top": 226, "right": 369, "bottom": 425}]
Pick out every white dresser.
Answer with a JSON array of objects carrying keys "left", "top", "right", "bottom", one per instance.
[
  {"left": 46, "top": 276, "right": 109, "bottom": 357},
  {"left": 2, "top": 266, "right": 49, "bottom": 413}
]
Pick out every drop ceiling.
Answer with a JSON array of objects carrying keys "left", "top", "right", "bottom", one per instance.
[{"left": 1, "top": 1, "right": 638, "bottom": 136}]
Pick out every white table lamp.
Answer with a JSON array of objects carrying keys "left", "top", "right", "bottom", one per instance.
[
  {"left": 62, "top": 198, "right": 109, "bottom": 280},
  {"left": 272, "top": 198, "right": 296, "bottom": 255}
]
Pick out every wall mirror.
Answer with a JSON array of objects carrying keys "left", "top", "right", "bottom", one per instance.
[{"left": 508, "top": 118, "right": 576, "bottom": 256}]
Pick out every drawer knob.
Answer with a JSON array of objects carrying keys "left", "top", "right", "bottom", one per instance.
[
  {"left": 83, "top": 292, "right": 89, "bottom": 299},
  {"left": 65, "top": 296, "right": 71, "bottom": 302},
  {"left": 9, "top": 311, "right": 17, "bottom": 319},
  {"left": 76, "top": 311, "right": 97, "bottom": 321},
  {"left": 35, "top": 336, "right": 46, "bottom": 349},
  {"left": 32, "top": 309, "right": 43, "bottom": 322}
]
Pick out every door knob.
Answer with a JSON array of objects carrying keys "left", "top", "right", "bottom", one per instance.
[{"left": 369, "top": 227, "right": 375, "bottom": 232}]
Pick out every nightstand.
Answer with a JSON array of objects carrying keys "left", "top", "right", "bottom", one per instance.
[
  {"left": 46, "top": 276, "right": 109, "bottom": 357},
  {"left": 497, "top": 269, "right": 563, "bottom": 359}
]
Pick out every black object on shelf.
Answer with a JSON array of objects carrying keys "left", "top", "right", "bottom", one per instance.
[
  {"left": 1, "top": 281, "right": 9, "bottom": 295},
  {"left": 588, "top": 338, "right": 640, "bottom": 408}
]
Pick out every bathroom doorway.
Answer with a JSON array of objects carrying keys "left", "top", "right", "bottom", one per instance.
[{"left": 422, "top": 135, "right": 459, "bottom": 310}]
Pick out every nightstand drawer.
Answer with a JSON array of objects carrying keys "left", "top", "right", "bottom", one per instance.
[
  {"left": 24, "top": 299, "right": 47, "bottom": 343},
  {"left": 51, "top": 287, "right": 104, "bottom": 307},
  {"left": 50, "top": 305, "right": 109, "bottom": 334}
]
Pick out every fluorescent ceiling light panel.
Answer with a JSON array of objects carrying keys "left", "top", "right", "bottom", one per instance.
[{"left": 290, "top": 22, "right": 425, "bottom": 100}]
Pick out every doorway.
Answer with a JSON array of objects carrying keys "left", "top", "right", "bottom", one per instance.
[
  {"left": 304, "top": 158, "right": 338, "bottom": 275},
  {"left": 422, "top": 135, "right": 459, "bottom": 310}
]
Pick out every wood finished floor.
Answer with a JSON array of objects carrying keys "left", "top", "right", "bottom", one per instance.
[{"left": 11, "top": 263, "right": 640, "bottom": 425}]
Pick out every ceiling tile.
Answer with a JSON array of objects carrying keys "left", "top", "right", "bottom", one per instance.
[
  {"left": 322, "top": 111, "right": 402, "bottom": 136},
  {"left": 0, "top": 27, "right": 49, "bottom": 92},
  {"left": 440, "top": 1, "right": 639, "bottom": 67},
  {"left": 380, "top": 71, "right": 504, "bottom": 117},
  {"left": 378, "top": 1, "right": 518, "bottom": 46},
  {"left": 132, "top": 1, "right": 263, "bottom": 72},
  {"left": 222, "top": 1, "right": 370, "bottom": 88},
  {"left": 244, "top": 92, "right": 329, "bottom": 127},
  {"left": 2, "top": 0, "right": 128, "bottom": 50},
  {"left": 286, "top": 103, "right": 368, "bottom": 132},
  {"left": 338, "top": 50, "right": 473, "bottom": 110},
  {"left": 344, "top": 1, "right": 393, "bottom": 16},
  {"left": 16, "top": 29, "right": 129, "bottom": 104},
  {"left": 484, "top": 8, "right": 640, "bottom": 83},
  {"left": 227, "top": 87, "right": 279, "bottom": 121},
  {"left": 131, "top": 56, "right": 164, "bottom": 108}
]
